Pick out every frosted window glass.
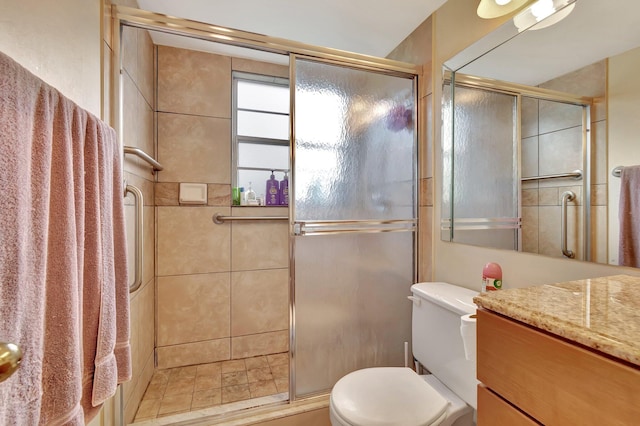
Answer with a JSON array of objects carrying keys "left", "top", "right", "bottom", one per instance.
[
  {"left": 237, "top": 110, "right": 289, "bottom": 140},
  {"left": 238, "top": 80, "right": 289, "bottom": 113},
  {"left": 238, "top": 143, "right": 289, "bottom": 170},
  {"left": 294, "top": 59, "right": 416, "bottom": 221}
]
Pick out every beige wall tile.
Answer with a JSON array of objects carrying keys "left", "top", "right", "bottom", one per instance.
[
  {"left": 521, "top": 97, "right": 539, "bottom": 139},
  {"left": 208, "top": 184, "right": 232, "bottom": 206},
  {"left": 232, "top": 57, "right": 289, "bottom": 78},
  {"left": 157, "top": 273, "right": 230, "bottom": 346},
  {"left": 522, "top": 206, "right": 539, "bottom": 254},
  {"left": 231, "top": 216, "right": 289, "bottom": 271},
  {"left": 157, "top": 338, "right": 231, "bottom": 369},
  {"left": 521, "top": 136, "right": 539, "bottom": 178},
  {"left": 538, "top": 100, "right": 583, "bottom": 135},
  {"left": 157, "top": 112, "right": 231, "bottom": 184},
  {"left": 231, "top": 269, "right": 288, "bottom": 336},
  {"left": 157, "top": 45, "right": 231, "bottom": 118},
  {"left": 539, "top": 187, "right": 559, "bottom": 206},
  {"left": 522, "top": 189, "right": 539, "bottom": 206},
  {"left": 592, "top": 120, "right": 608, "bottom": 185},
  {"left": 418, "top": 206, "right": 433, "bottom": 282},
  {"left": 538, "top": 206, "right": 561, "bottom": 258},
  {"left": 591, "top": 205, "right": 608, "bottom": 264},
  {"left": 232, "top": 330, "right": 289, "bottom": 359},
  {"left": 157, "top": 206, "right": 230, "bottom": 276},
  {"left": 143, "top": 205, "right": 155, "bottom": 286},
  {"left": 156, "top": 182, "right": 179, "bottom": 206}
]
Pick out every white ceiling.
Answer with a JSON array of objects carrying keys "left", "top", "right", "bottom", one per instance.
[{"left": 136, "top": 0, "right": 448, "bottom": 61}]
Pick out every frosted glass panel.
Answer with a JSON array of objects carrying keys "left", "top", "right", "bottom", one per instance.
[
  {"left": 237, "top": 110, "right": 289, "bottom": 140},
  {"left": 450, "top": 85, "right": 518, "bottom": 249},
  {"left": 294, "top": 59, "right": 415, "bottom": 221},
  {"left": 237, "top": 80, "right": 289, "bottom": 113},
  {"left": 292, "top": 58, "right": 416, "bottom": 399},
  {"left": 294, "top": 232, "right": 413, "bottom": 396}
]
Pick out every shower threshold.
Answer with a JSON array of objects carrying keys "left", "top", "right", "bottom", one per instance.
[{"left": 132, "top": 353, "right": 289, "bottom": 423}]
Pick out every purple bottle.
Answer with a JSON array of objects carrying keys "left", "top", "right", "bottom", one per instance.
[
  {"left": 279, "top": 172, "right": 289, "bottom": 206},
  {"left": 265, "top": 171, "right": 280, "bottom": 206}
]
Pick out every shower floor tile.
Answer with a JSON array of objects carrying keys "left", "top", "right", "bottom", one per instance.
[{"left": 133, "top": 352, "right": 289, "bottom": 422}]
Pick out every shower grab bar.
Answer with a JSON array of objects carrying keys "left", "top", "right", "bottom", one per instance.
[
  {"left": 612, "top": 166, "right": 623, "bottom": 177},
  {"left": 561, "top": 190, "right": 576, "bottom": 259},
  {"left": 125, "top": 184, "right": 144, "bottom": 292},
  {"left": 124, "top": 146, "right": 164, "bottom": 171},
  {"left": 521, "top": 169, "right": 582, "bottom": 182},
  {"left": 212, "top": 213, "right": 288, "bottom": 224}
]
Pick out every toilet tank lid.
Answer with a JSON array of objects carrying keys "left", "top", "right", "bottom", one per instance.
[{"left": 411, "top": 282, "right": 478, "bottom": 315}]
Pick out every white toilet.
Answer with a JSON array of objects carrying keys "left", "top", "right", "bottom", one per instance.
[{"left": 329, "top": 282, "right": 478, "bottom": 426}]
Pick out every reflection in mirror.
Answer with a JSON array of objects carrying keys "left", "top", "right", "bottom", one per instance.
[{"left": 441, "top": 0, "right": 640, "bottom": 267}]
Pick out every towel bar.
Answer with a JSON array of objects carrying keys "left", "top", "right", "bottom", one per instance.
[
  {"left": 123, "top": 146, "right": 163, "bottom": 171},
  {"left": 125, "top": 184, "right": 143, "bottom": 293},
  {"left": 212, "top": 213, "right": 288, "bottom": 224}
]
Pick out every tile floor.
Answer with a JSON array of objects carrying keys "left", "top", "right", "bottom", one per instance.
[{"left": 134, "top": 352, "right": 289, "bottom": 422}]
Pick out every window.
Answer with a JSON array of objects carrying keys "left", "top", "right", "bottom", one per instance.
[{"left": 233, "top": 72, "right": 290, "bottom": 205}]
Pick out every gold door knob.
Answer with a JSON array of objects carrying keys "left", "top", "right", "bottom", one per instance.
[{"left": 0, "top": 342, "right": 22, "bottom": 383}]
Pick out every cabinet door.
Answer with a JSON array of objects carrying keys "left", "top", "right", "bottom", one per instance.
[
  {"left": 477, "top": 385, "right": 540, "bottom": 426},
  {"left": 477, "top": 309, "right": 640, "bottom": 425}
]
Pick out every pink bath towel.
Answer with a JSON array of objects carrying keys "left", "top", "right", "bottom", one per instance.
[
  {"left": 619, "top": 165, "right": 640, "bottom": 267},
  {"left": 0, "top": 50, "right": 131, "bottom": 424}
]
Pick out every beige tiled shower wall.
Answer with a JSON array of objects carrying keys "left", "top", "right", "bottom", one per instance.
[
  {"left": 104, "top": 1, "right": 158, "bottom": 422},
  {"left": 386, "top": 17, "right": 434, "bottom": 281},
  {"left": 521, "top": 60, "right": 607, "bottom": 263},
  {"left": 155, "top": 45, "right": 290, "bottom": 370}
]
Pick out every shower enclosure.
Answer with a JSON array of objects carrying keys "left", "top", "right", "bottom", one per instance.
[
  {"left": 113, "top": 6, "right": 419, "bottom": 423},
  {"left": 442, "top": 73, "right": 592, "bottom": 261}
]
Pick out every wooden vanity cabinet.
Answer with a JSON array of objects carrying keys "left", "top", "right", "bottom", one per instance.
[{"left": 476, "top": 309, "right": 640, "bottom": 425}]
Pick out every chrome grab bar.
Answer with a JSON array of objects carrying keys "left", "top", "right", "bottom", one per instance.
[
  {"left": 561, "top": 190, "right": 576, "bottom": 259},
  {"left": 125, "top": 184, "right": 144, "bottom": 292},
  {"left": 212, "top": 213, "right": 288, "bottom": 224},
  {"left": 0, "top": 342, "right": 22, "bottom": 383},
  {"left": 123, "top": 146, "right": 164, "bottom": 171}
]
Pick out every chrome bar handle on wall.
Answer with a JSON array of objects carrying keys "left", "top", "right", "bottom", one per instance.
[
  {"left": 125, "top": 184, "right": 144, "bottom": 293},
  {"left": 561, "top": 190, "right": 576, "bottom": 259}
]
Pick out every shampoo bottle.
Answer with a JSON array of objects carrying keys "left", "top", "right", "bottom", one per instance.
[
  {"left": 279, "top": 172, "right": 289, "bottom": 206},
  {"left": 266, "top": 171, "right": 280, "bottom": 206}
]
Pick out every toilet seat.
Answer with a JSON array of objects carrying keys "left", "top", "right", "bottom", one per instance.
[{"left": 330, "top": 367, "right": 449, "bottom": 426}]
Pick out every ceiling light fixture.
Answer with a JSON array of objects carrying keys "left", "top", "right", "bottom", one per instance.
[
  {"left": 513, "top": 0, "right": 576, "bottom": 32},
  {"left": 477, "top": 0, "right": 535, "bottom": 19}
]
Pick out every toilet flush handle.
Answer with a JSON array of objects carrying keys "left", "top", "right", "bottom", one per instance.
[{"left": 407, "top": 295, "right": 421, "bottom": 306}]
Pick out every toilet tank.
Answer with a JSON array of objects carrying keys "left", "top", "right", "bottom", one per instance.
[{"left": 410, "top": 282, "right": 479, "bottom": 409}]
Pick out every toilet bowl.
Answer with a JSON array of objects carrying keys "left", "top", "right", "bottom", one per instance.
[
  {"left": 329, "top": 282, "right": 478, "bottom": 426},
  {"left": 329, "top": 368, "right": 472, "bottom": 426}
]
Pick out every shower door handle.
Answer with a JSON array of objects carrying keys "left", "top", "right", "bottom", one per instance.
[{"left": 561, "top": 191, "right": 576, "bottom": 259}]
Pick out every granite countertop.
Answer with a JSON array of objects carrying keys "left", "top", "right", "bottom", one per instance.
[{"left": 473, "top": 274, "right": 640, "bottom": 367}]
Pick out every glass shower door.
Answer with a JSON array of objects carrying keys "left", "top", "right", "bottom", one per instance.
[{"left": 291, "top": 57, "right": 417, "bottom": 398}]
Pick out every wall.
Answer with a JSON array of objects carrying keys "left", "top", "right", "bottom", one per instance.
[
  {"left": 0, "top": 0, "right": 101, "bottom": 115},
  {"left": 608, "top": 46, "right": 640, "bottom": 265},
  {"left": 155, "top": 45, "right": 289, "bottom": 369},
  {"left": 431, "top": 0, "right": 640, "bottom": 290},
  {"left": 104, "top": 1, "right": 157, "bottom": 422}
]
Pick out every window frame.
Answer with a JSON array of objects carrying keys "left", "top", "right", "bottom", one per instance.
[{"left": 232, "top": 71, "right": 290, "bottom": 192}]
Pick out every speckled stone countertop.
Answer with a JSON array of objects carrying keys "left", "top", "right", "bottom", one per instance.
[{"left": 473, "top": 274, "right": 640, "bottom": 367}]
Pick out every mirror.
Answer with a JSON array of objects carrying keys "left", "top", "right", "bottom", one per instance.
[{"left": 441, "top": 0, "right": 640, "bottom": 267}]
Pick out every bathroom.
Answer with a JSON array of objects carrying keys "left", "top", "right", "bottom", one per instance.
[{"left": 1, "top": 0, "right": 639, "bottom": 424}]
